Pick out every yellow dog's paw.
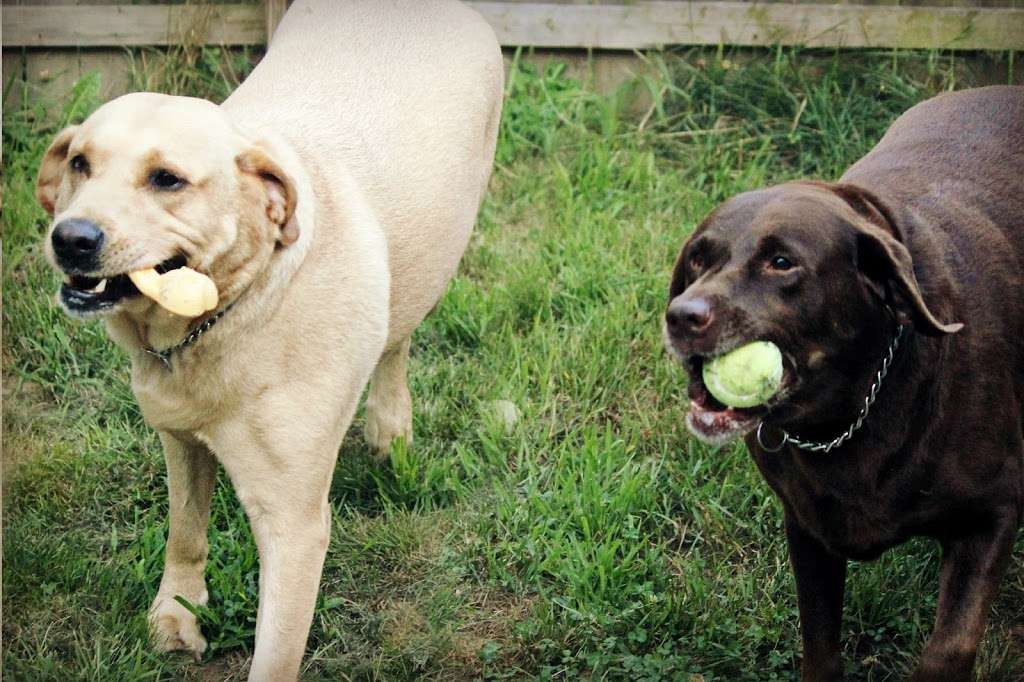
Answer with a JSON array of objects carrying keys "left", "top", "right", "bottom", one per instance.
[
  {"left": 149, "top": 594, "right": 208, "bottom": 661},
  {"left": 365, "top": 413, "right": 412, "bottom": 456}
]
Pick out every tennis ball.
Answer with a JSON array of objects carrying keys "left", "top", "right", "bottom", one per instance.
[{"left": 702, "top": 341, "right": 783, "bottom": 408}]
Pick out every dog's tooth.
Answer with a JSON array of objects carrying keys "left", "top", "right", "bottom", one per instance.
[{"left": 94, "top": 279, "right": 107, "bottom": 293}]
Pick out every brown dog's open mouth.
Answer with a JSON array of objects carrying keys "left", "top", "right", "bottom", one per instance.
[
  {"left": 683, "top": 354, "right": 793, "bottom": 446},
  {"left": 60, "top": 255, "right": 187, "bottom": 315}
]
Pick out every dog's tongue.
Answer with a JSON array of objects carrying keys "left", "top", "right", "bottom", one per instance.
[{"left": 129, "top": 267, "right": 218, "bottom": 317}]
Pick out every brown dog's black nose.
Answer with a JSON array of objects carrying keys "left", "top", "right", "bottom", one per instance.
[
  {"left": 666, "top": 295, "right": 713, "bottom": 337},
  {"left": 52, "top": 218, "right": 105, "bottom": 271}
]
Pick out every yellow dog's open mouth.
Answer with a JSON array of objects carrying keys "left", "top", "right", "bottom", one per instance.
[{"left": 60, "top": 255, "right": 186, "bottom": 315}]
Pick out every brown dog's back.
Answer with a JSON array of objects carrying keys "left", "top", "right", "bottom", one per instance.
[
  {"left": 845, "top": 86, "right": 1024, "bottom": 389},
  {"left": 843, "top": 86, "right": 1024, "bottom": 261},
  {"left": 844, "top": 87, "right": 1023, "bottom": 211}
]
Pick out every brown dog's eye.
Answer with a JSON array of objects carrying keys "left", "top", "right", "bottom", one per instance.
[
  {"left": 768, "top": 255, "right": 795, "bottom": 271},
  {"left": 150, "top": 169, "right": 187, "bottom": 191},
  {"left": 69, "top": 154, "right": 89, "bottom": 174}
]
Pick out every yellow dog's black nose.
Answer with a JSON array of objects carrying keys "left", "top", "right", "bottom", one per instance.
[{"left": 52, "top": 218, "right": 105, "bottom": 272}]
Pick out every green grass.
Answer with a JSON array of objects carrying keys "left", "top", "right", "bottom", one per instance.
[{"left": 4, "top": 47, "right": 1023, "bottom": 681}]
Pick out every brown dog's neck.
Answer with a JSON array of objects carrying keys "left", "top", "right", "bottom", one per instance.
[
  {"left": 780, "top": 314, "right": 938, "bottom": 455},
  {"left": 807, "top": 323, "right": 948, "bottom": 463}
]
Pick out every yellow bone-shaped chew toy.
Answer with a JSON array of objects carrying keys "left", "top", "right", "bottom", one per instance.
[{"left": 128, "top": 267, "right": 218, "bottom": 317}]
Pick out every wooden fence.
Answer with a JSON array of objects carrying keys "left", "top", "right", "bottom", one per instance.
[
  {"left": 4, "top": 1, "right": 1023, "bottom": 51},
  {"left": 2, "top": 1, "right": 1021, "bottom": 108}
]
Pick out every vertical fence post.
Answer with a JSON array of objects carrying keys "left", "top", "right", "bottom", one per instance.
[{"left": 265, "top": 0, "right": 289, "bottom": 46}]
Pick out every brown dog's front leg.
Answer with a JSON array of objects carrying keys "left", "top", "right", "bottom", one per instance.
[
  {"left": 786, "top": 515, "right": 847, "bottom": 682},
  {"left": 911, "top": 507, "right": 1019, "bottom": 682}
]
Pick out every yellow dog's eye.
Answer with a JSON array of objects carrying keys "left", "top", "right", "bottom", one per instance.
[
  {"left": 150, "top": 169, "right": 187, "bottom": 191},
  {"left": 69, "top": 154, "right": 89, "bottom": 174}
]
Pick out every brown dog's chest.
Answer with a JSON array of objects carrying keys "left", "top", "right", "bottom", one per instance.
[{"left": 752, "top": 448, "right": 943, "bottom": 560}]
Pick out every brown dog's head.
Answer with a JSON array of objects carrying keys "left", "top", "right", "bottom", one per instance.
[
  {"left": 664, "top": 181, "right": 962, "bottom": 446},
  {"left": 36, "top": 92, "right": 299, "bottom": 321}
]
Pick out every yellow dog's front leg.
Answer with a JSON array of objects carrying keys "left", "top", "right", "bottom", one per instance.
[
  {"left": 149, "top": 432, "right": 218, "bottom": 661},
  {"left": 208, "top": 388, "right": 364, "bottom": 681}
]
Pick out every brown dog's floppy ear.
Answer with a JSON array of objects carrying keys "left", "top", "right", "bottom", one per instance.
[
  {"left": 236, "top": 146, "right": 299, "bottom": 246},
  {"left": 829, "top": 183, "right": 899, "bottom": 236},
  {"left": 36, "top": 125, "right": 79, "bottom": 216},
  {"left": 836, "top": 183, "right": 963, "bottom": 336}
]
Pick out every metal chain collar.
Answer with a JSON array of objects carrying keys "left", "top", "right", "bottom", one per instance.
[
  {"left": 756, "top": 324, "right": 905, "bottom": 454},
  {"left": 143, "top": 303, "right": 234, "bottom": 371}
]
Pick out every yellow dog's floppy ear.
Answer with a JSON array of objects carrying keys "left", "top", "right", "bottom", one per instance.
[
  {"left": 236, "top": 146, "right": 299, "bottom": 246},
  {"left": 36, "top": 125, "right": 79, "bottom": 216}
]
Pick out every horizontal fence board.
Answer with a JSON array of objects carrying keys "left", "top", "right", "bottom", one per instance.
[
  {"left": 2, "top": 2, "right": 1022, "bottom": 50},
  {"left": 2, "top": 4, "right": 264, "bottom": 47},
  {"left": 469, "top": 1, "right": 1024, "bottom": 50}
]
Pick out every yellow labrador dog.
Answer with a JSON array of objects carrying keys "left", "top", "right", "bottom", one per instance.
[{"left": 35, "top": 1, "right": 502, "bottom": 678}]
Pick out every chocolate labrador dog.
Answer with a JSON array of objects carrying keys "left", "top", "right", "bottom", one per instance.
[{"left": 664, "top": 86, "right": 1023, "bottom": 680}]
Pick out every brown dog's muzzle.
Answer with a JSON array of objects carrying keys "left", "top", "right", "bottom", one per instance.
[
  {"left": 665, "top": 295, "right": 712, "bottom": 338},
  {"left": 665, "top": 289, "right": 739, "bottom": 358}
]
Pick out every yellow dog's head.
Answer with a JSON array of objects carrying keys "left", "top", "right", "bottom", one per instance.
[{"left": 37, "top": 92, "right": 298, "bottom": 320}]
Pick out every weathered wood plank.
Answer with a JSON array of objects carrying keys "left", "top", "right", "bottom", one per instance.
[
  {"left": 2, "top": 4, "right": 264, "bottom": 47},
  {"left": 2, "top": 2, "right": 1022, "bottom": 50},
  {"left": 264, "top": 0, "right": 288, "bottom": 47},
  {"left": 469, "top": 1, "right": 1024, "bottom": 50}
]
